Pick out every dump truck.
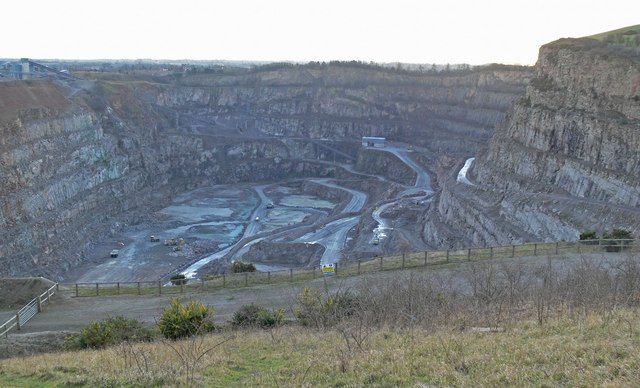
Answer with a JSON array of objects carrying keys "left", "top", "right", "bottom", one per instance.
[
  {"left": 110, "top": 249, "right": 119, "bottom": 258},
  {"left": 150, "top": 235, "right": 160, "bottom": 242}
]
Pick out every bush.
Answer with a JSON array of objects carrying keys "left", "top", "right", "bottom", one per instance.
[
  {"left": 65, "top": 316, "right": 154, "bottom": 349},
  {"left": 232, "top": 304, "right": 284, "bottom": 328},
  {"left": 231, "top": 261, "right": 256, "bottom": 273},
  {"left": 579, "top": 231, "right": 597, "bottom": 241},
  {"left": 170, "top": 274, "right": 187, "bottom": 285},
  {"left": 158, "top": 299, "right": 215, "bottom": 339},
  {"left": 295, "top": 287, "right": 359, "bottom": 328}
]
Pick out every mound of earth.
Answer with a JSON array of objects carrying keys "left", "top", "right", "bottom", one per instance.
[
  {"left": 0, "top": 277, "right": 56, "bottom": 309},
  {"left": 241, "top": 241, "right": 324, "bottom": 267}
]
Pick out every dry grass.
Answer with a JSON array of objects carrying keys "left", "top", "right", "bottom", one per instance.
[{"left": 1, "top": 309, "right": 640, "bottom": 386}]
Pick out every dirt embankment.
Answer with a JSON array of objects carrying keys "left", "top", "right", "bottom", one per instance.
[
  {"left": 0, "top": 277, "right": 56, "bottom": 309},
  {"left": 0, "top": 80, "right": 70, "bottom": 123},
  {"left": 241, "top": 241, "right": 324, "bottom": 267}
]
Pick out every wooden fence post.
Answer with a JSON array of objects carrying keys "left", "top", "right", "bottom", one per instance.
[
  {"left": 424, "top": 251, "right": 428, "bottom": 266},
  {"left": 117, "top": 282, "right": 120, "bottom": 295},
  {"left": 137, "top": 282, "right": 141, "bottom": 295},
  {"left": 268, "top": 271, "right": 271, "bottom": 283},
  {"left": 56, "top": 284, "right": 59, "bottom": 293},
  {"left": 379, "top": 256, "right": 383, "bottom": 271},
  {"left": 489, "top": 247, "right": 493, "bottom": 259},
  {"left": 223, "top": 274, "right": 226, "bottom": 287},
  {"left": 290, "top": 268, "right": 293, "bottom": 281},
  {"left": 467, "top": 249, "right": 471, "bottom": 260},
  {"left": 511, "top": 245, "right": 515, "bottom": 258},
  {"left": 75, "top": 284, "right": 79, "bottom": 297},
  {"left": 96, "top": 283, "right": 99, "bottom": 296},
  {"left": 244, "top": 273, "right": 248, "bottom": 287},
  {"left": 357, "top": 260, "right": 361, "bottom": 274},
  {"left": 335, "top": 263, "right": 338, "bottom": 276},
  {"left": 15, "top": 314, "right": 20, "bottom": 331},
  {"left": 402, "top": 253, "right": 406, "bottom": 269},
  {"left": 37, "top": 295, "right": 42, "bottom": 313},
  {"left": 446, "top": 250, "right": 450, "bottom": 262},
  {"left": 534, "top": 243, "right": 538, "bottom": 256},
  {"left": 555, "top": 242, "right": 559, "bottom": 255}
]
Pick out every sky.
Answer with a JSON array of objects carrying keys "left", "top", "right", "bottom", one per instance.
[{"left": 2, "top": 0, "right": 638, "bottom": 65}]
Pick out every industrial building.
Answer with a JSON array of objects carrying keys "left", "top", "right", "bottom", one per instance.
[
  {"left": 362, "top": 136, "right": 386, "bottom": 148},
  {"left": 0, "top": 58, "right": 75, "bottom": 81}
]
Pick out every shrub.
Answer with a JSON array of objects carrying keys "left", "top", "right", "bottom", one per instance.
[
  {"left": 295, "top": 287, "right": 359, "bottom": 328},
  {"left": 158, "top": 299, "right": 215, "bottom": 339},
  {"left": 579, "top": 231, "right": 597, "bottom": 241},
  {"left": 65, "top": 316, "right": 154, "bottom": 349},
  {"left": 170, "top": 274, "right": 187, "bottom": 285},
  {"left": 231, "top": 261, "right": 256, "bottom": 273},
  {"left": 232, "top": 304, "right": 284, "bottom": 328}
]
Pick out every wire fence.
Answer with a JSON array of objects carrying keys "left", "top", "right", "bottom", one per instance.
[
  {"left": 56, "top": 239, "right": 636, "bottom": 298},
  {"left": 1, "top": 282, "right": 58, "bottom": 339}
]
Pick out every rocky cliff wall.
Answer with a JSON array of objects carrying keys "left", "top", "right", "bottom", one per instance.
[
  {"left": 428, "top": 37, "right": 640, "bottom": 247},
  {"left": 477, "top": 39, "right": 640, "bottom": 206},
  {"left": 158, "top": 64, "right": 531, "bottom": 156}
]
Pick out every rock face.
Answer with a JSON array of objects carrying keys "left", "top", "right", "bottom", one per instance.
[
  {"left": 158, "top": 64, "right": 531, "bottom": 156},
  {"left": 428, "top": 37, "right": 640, "bottom": 247},
  {"left": 478, "top": 39, "right": 640, "bottom": 205}
]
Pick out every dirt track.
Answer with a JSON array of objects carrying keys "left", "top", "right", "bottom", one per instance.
[{"left": 1, "top": 251, "right": 630, "bottom": 335}]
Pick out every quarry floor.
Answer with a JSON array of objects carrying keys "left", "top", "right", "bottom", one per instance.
[{"left": 66, "top": 142, "right": 437, "bottom": 284}]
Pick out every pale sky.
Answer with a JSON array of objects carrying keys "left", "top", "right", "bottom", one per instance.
[{"left": 2, "top": 0, "right": 638, "bottom": 65}]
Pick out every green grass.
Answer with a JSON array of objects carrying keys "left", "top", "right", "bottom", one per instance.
[
  {"left": 586, "top": 24, "right": 640, "bottom": 48},
  {"left": 2, "top": 310, "right": 640, "bottom": 386}
]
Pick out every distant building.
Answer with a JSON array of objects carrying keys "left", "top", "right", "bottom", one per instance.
[
  {"left": 362, "top": 136, "right": 386, "bottom": 148},
  {"left": 0, "top": 58, "right": 75, "bottom": 81}
]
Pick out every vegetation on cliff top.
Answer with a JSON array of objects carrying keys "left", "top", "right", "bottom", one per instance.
[{"left": 587, "top": 24, "right": 640, "bottom": 48}]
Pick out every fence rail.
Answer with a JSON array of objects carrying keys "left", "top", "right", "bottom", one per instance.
[
  {"left": 57, "top": 239, "right": 636, "bottom": 298},
  {"left": 1, "top": 283, "right": 58, "bottom": 339}
]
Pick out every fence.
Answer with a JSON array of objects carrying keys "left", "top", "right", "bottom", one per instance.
[
  {"left": 57, "top": 239, "right": 635, "bottom": 298},
  {"left": 1, "top": 283, "right": 58, "bottom": 338}
]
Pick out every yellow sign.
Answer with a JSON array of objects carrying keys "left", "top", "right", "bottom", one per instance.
[{"left": 322, "top": 263, "right": 335, "bottom": 276}]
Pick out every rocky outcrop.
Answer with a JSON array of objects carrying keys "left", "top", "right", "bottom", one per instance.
[
  {"left": 428, "top": 36, "right": 640, "bottom": 247},
  {"left": 355, "top": 149, "right": 415, "bottom": 185},
  {"left": 477, "top": 39, "right": 640, "bottom": 206}
]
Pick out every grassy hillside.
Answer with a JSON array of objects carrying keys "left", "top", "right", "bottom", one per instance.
[
  {"left": 1, "top": 310, "right": 639, "bottom": 386},
  {"left": 587, "top": 24, "right": 640, "bottom": 48}
]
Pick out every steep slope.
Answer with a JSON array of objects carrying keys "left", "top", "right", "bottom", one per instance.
[{"left": 428, "top": 32, "right": 640, "bottom": 247}]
